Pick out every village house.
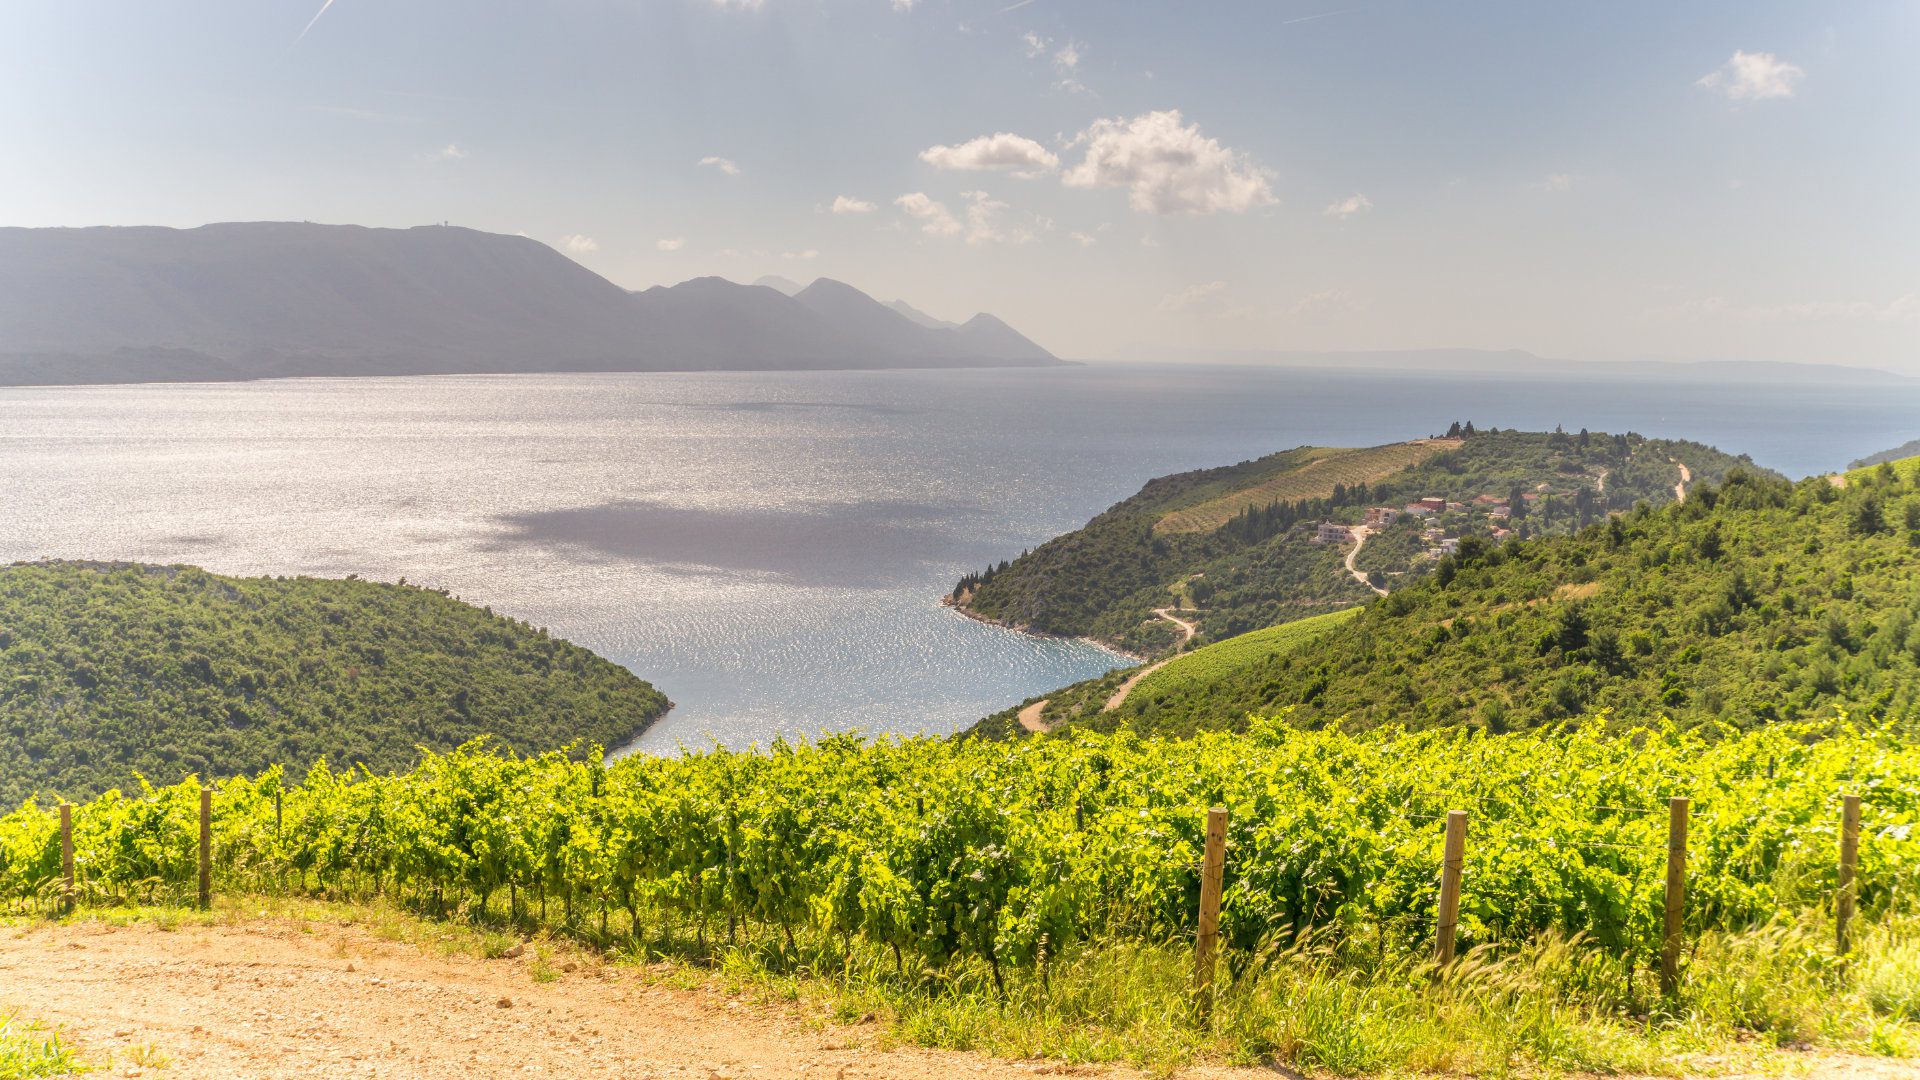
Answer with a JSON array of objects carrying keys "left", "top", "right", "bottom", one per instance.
[
  {"left": 1364, "top": 507, "right": 1400, "bottom": 527},
  {"left": 1313, "top": 522, "right": 1353, "bottom": 544}
]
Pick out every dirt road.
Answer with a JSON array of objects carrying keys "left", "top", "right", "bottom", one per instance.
[
  {"left": 1014, "top": 698, "right": 1050, "bottom": 733},
  {"left": 1100, "top": 609, "right": 1197, "bottom": 714},
  {"left": 1, "top": 917, "right": 1261, "bottom": 1080},
  {"left": 1344, "top": 527, "right": 1388, "bottom": 597}
]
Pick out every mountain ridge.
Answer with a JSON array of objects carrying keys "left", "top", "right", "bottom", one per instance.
[{"left": 0, "top": 222, "right": 1062, "bottom": 385}]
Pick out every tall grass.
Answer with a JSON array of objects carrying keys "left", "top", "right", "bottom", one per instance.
[
  {"left": 639, "top": 900, "right": 1920, "bottom": 1074},
  {"left": 0, "top": 1011, "right": 85, "bottom": 1079}
]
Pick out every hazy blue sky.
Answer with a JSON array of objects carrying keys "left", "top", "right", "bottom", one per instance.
[{"left": 4, "top": 2, "right": 1915, "bottom": 368}]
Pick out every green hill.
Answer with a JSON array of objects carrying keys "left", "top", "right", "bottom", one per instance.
[
  {"left": 1012, "top": 458, "right": 1920, "bottom": 738},
  {"left": 1853, "top": 438, "right": 1920, "bottom": 470},
  {"left": 952, "top": 427, "right": 1760, "bottom": 656},
  {"left": 0, "top": 561, "right": 670, "bottom": 804}
]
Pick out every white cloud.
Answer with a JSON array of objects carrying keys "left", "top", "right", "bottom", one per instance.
[
  {"left": 421, "top": 143, "right": 467, "bottom": 162},
  {"left": 1062, "top": 110, "right": 1275, "bottom": 214},
  {"left": 919, "top": 133, "right": 1059, "bottom": 174},
  {"left": 1161, "top": 280, "right": 1229, "bottom": 312},
  {"left": 781, "top": 249, "right": 821, "bottom": 261},
  {"left": 1323, "top": 193, "right": 1373, "bottom": 219},
  {"left": 699, "top": 155, "right": 741, "bottom": 176},
  {"left": 1541, "top": 173, "right": 1575, "bottom": 192},
  {"left": 831, "top": 195, "right": 877, "bottom": 215},
  {"left": 656, "top": 237, "right": 685, "bottom": 252},
  {"left": 559, "top": 234, "right": 598, "bottom": 253},
  {"left": 1291, "top": 289, "right": 1361, "bottom": 318},
  {"left": 1656, "top": 292, "right": 1920, "bottom": 323},
  {"left": 894, "top": 192, "right": 962, "bottom": 237},
  {"left": 1020, "top": 31, "right": 1091, "bottom": 94},
  {"left": 1697, "top": 50, "right": 1804, "bottom": 102},
  {"left": 1068, "top": 230, "right": 1099, "bottom": 247}
]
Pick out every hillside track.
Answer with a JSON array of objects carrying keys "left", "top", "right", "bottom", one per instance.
[
  {"left": 1101, "top": 609, "right": 1198, "bottom": 713},
  {"left": 1, "top": 918, "right": 1272, "bottom": 1080}
]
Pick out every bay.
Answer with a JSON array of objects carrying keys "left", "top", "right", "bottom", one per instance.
[{"left": 2, "top": 362, "right": 1914, "bottom": 752}]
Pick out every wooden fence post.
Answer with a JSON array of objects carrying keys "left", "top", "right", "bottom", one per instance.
[
  {"left": 198, "top": 787, "right": 212, "bottom": 910},
  {"left": 1837, "top": 793, "right": 1862, "bottom": 956},
  {"left": 1661, "top": 796, "right": 1689, "bottom": 996},
  {"left": 60, "top": 803, "right": 74, "bottom": 915},
  {"left": 1193, "top": 807, "right": 1228, "bottom": 1026},
  {"left": 1433, "top": 810, "right": 1468, "bottom": 969}
]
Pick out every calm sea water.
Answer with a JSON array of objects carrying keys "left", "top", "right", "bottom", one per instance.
[{"left": 3, "top": 363, "right": 1916, "bottom": 751}]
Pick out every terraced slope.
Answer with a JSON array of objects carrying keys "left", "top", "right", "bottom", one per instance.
[
  {"left": 1022, "top": 459, "right": 1920, "bottom": 737},
  {"left": 1156, "top": 440, "right": 1457, "bottom": 534},
  {"left": 954, "top": 428, "right": 1759, "bottom": 657}
]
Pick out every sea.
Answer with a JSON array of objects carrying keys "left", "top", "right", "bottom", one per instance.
[{"left": 3, "top": 362, "right": 1917, "bottom": 752}]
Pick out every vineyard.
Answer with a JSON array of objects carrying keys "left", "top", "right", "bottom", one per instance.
[
  {"left": 1130, "top": 608, "right": 1361, "bottom": 706},
  {"left": 5, "top": 717, "right": 1914, "bottom": 979},
  {"left": 1154, "top": 441, "right": 1457, "bottom": 535}
]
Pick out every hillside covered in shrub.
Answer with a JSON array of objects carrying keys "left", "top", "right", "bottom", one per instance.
[
  {"left": 0, "top": 561, "right": 670, "bottom": 804},
  {"left": 952, "top": 428, "right": 1759, "bottom": 656},
  {"left": 1031, "top": 459, "right": 1920, "bottom": 737}
]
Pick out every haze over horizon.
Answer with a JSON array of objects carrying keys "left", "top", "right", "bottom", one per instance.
[{"left": 5, "top": 2, "right": 1915, "bottom": 371}]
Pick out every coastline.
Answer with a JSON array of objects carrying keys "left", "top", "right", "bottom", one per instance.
[{"left": 941, "top": 595, "right": 1149, "bottom": 665}]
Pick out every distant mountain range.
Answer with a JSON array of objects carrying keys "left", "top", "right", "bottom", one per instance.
[
  {"left": 0, "top": 223, "right": 1060, "bottom": 386},
  {"left": 1117, "top": 347, "right": 1914, "bottom": 384}
]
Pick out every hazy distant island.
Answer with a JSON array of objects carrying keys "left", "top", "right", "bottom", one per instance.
[
  {"left": 1853, "top": 438, "right": 1920, "bottom": 470},
  {"left": 0, "top": 222, "right": 1061, "bottom": 386}
]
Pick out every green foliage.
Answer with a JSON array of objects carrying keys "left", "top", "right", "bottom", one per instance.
[
  {"left": 0, "top": 561, "right": 670, "bottom": 805},
  {"left": 0, "top": 1011, "right": 84, "bottom": 1079},
  {"left": 955, "top": 430, "right": 1759, "bottom": 655},
  {"left": 1070, "top": 462, "right": 1920, "bottom": 736},
  {"left": 8, "top": 720, "right": 1917, "bottom": 979}
]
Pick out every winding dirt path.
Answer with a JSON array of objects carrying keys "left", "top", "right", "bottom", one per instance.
[
  {"left": 1014, "top": 699, "right": 1050, "bottom": 734},
  {"left": 1, "top": 917, "right": 1266, "bottom": 1080},
  {"left": 1100, "top": 609, "right": 1197, "bottom": 714},
  {"left": 1344, "top": 526, "right": 1388, "bottom": 597},
  {"left": 1672, "top": 459, "right": 1693, "bottom": 503}
]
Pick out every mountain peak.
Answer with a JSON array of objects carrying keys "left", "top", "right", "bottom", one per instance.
[{"left": 0, "top": 223, "right": 1061, "bottom": 384}]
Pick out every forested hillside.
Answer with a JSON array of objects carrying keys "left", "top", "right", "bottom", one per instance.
[
  {"left": 953, "top": 428, "right": 1759, "bottom": 655},
  {"left": 0, "top": 562, "right": 670, "bottom": 804},
  {"left": 1017, "top": 458, "right": 1920, "bottom": 738}
]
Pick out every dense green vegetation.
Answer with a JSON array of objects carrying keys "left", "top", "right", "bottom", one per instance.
[
  {"left": 6, "top": 722, "right": 1918, "bottom": 1071},
  {"left": 953, "top": 428, "right": 1759, "bottom": 656},
  {"left": 1041, "top": 458, "right": 1920, "bottom": 738},
  {"left": 0, "top": 561, "right": 670, "bottom": 805}
]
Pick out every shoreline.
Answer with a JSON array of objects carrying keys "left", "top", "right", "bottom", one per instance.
[{"left": 941, "top": 595, "right": 1149, "bottom": 665}]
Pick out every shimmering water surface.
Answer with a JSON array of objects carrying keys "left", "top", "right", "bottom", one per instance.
[{"left": 3, "top": 363, "right": 1917, "bottom": 751}]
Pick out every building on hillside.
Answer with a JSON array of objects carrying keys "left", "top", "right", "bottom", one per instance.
[
  {"left": 1489, "top": 504, "right": 1512, "bottom": 520},
  {"left": 1491, "top": 526, "right": 1514, "bottom": 541},
  {"left": 1364, "top": 507, "right": 1400, "bottom": 527},
  {"left": 1414, "top": 497, "right": 1448, "bottom": 513},
  {"left": 1472, "top": 493, "right": 1505, "bottom": 505},
  {"left": 1403, "top": 502, "right": 1437, "bottom": 518},
  {"left": 1313, "top": 522, "right": 1353, "bottom": 544}
]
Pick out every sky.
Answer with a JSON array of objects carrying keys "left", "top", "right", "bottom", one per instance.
[{"left": 2, "top": 1, "right": 1916, "bottom": 369}]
